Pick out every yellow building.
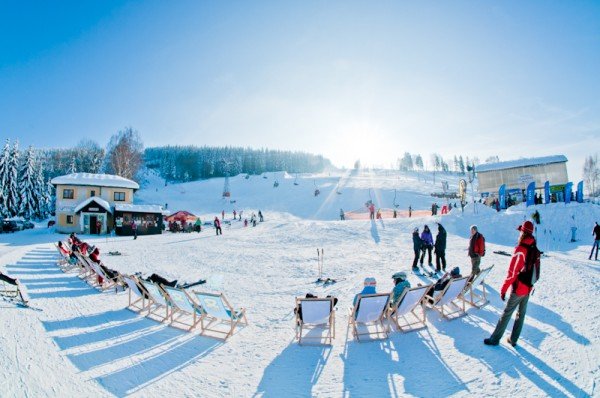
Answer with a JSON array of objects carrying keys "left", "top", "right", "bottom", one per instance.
[{"left": 51, "top": 173, "right": 139, "bottom": 234}]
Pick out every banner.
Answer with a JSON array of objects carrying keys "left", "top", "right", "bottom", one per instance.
[
  {"left": 577, "top": 181, "right": 584, "bottom": 203},
  {"left": 544, "top": 181, "right": 550, "bottom": 204},
  {"left": 565, "top": 182, "right": 573, "bottom": 204},
  {"left": 499, "top": 184, "right": 506, "bottom": 209},
  {"left": 526, "top": 182, "right": 535, "bottom": 206}
]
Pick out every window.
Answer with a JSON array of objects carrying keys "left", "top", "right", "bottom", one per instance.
[
  {"left": 90, "top": 190, "right": 96, "bottom": 197},
  {"left": 63, "top": 189, "right": 74, "bottom": 199},
  {"left": 114, "top": 192, "right": 126, "bottom": 201},
  {"left": 66, "top": 215, "right": 73, "bottom": 224}
]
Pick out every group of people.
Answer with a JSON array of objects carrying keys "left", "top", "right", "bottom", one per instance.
[{"left": 411, "top": 223, "right": 449, "bottom": 273}]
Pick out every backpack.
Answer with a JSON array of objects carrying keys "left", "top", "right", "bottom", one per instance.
[{"left": 517, "top": 242, "right": 541, "bottom": 287}]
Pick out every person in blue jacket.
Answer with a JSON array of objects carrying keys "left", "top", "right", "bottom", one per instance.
[
  {"left": 420, "top": 225, "right": 434, "bottom": 266},
  {"left": 353, "top": 277, "right": 377, "bottom": 306}
]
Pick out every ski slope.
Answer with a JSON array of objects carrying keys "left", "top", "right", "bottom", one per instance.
[{"left": 1, "top": 171, "right": 598, "bottom": 397}]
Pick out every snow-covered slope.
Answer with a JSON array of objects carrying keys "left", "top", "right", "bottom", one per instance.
[{"left": 1, "top": 171, "right": 598, "bottom": 397}]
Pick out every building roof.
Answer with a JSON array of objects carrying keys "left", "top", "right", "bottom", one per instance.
[
  {"left": 114, "top": 204, "right": 165, "bottom": 214},
  {"left": 476, "top": 155, "right": 568, "bottom": 173},
  {"left": 74, "top": 197, "right": 113, "bottom": 214},
  {"left": 51, "top": 173, "right": 139, "bottom": 189}
]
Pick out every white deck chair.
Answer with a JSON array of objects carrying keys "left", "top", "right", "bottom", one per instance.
[
  {"left": 86, "top": 260, "right": 123, "bottom": 292},
  {"left": 161, "top": 286, "right": 204, "bottom": 331},
  {"left": 348, "top": 293, "right": 391, "bottom": 341},
  {"left": 54, "top": 243, "right": 73, "bottom": 268},
  {"left": 123, "top": 275, "right": 150, "bottom": 313},
  {"left": 73, "top": 252, "right": 97, "bottom": 283},
  {"left": 193, "top": 292, "right": 247, "bottom": 340},
  {"left": 388, "top": 284, "right": 431, "bottom": 332},
  {"left": 295, "top": 297, "right": 335, "bottom": 345},
  {"left": 138, "top": 280, "right": 171, "bottom": 322},
  {"left": 426, "top": 276, "right": 470, "bottom": 320},
  {"left": 0, "top": 272, "right": 29, "bottom": 305},
  {"left": 466, "top": 265, "right": 494, "bottom": 308}
]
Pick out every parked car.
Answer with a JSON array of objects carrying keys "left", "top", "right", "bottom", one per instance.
[
  {"left": 2, "top": 220, "right": 19, "bottom": 233},
  {"left": 23, "top": 220, "right": 35, "bottom": 229}
]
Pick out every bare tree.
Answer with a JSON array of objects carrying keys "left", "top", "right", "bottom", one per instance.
[
  {"left": 583, "top": 154, "right": 599, "bottom": 197},
  {"left": 106, "top": 127, "right": 144, "bottom": 180}
]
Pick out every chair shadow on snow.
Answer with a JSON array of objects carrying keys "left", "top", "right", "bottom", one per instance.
[
  {"left": 370, "top": 220, "right": 380, "bottom": 244},
  {"left": 444, "top": 314, "right": 590, "bottom": 397},
  {"left": 254, "top": 340, "right": 331, "bottom": 397},
  {"left": 342, "top": 331, "right": 467, "bottom": 398}
]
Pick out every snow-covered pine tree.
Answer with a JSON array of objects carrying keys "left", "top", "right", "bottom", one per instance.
[
  {"left": 0, "top": 139, "right": 10, "bottom": 217},
  {"left": 33, "top": 157, "right": 49, "bottom": 218},
  {"left": 19, "top": 146, "right": 38, "bottom": 219},
  {"left": 45, "top": 178, "right": 56, "bottom": 216},
  {"left": 69, "top": 157, "right": 77, "bottom": 174},
  {"left": 5, "top": 140, "right": 21, "bottom": 217}
]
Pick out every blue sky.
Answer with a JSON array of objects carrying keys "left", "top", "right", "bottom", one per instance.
[{"left": 1, "top": 1, "right": 599, "bottom": 179}]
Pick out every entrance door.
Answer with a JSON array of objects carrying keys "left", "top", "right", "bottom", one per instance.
[{"left": 90, "top": 215, "right": 98, "bottom": 234}]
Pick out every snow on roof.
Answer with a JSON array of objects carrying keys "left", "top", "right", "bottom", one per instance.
[
  {"left": 74, "top": 197, "right": 112, "bottom": 214},
  {"left": 51, "top": 173, "right": 139, "bottom": 189},
  {"left": 114, "top": 204, "right": 164, "bottom": 214},
  {"left": 476, "top": 155, "right": 568, "bottom": 173}
]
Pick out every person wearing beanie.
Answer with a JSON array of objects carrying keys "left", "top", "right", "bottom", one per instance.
[
  {"left": 390, "top": 272, "right": 411, "bottom": 307},
  {"left": 353, "top": 277, "right": 378, "bottom": 306},
  {"left": 484, "top": 220, "right": 537, "bottom": 347}
]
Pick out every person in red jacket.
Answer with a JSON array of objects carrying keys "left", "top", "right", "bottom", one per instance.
[
  {"left": 484, "top": 220, "right": 536, "bottom": 347},
  {"left": 468, "top": 225, "right": 485, "bottom": 277},
  {"left": 214, "top": 216, "right": 222, "bottom": 235}
]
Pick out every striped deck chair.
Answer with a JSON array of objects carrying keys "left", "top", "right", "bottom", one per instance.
[
  {"left": 72, "top": 252, "right": 99, "bottom": 284},
  {"left": 86, "top": 260, "right": 123, "bottom": 293},
  {"left": 425, "top": 276, "right": 470, "bottom": 320},
  {"left": 161, "top": 286, "right": 204, "bottom": 331},
  {"left": 466, "top": 265, "right": 494, "bottom": 308},
  {"left": 54, "top": 243, "right": 74, "bottom": 269},
  {"left": 295, "top": 297, "right": 335, "bottom": 345},
  {"left": 348, "top": 293, "right": 391, "bottom": 341},
  {"left": 193, "top": 292, "right": 247, "bottom": 340},
  {"left": 138, "top": 279, "right": 171, "bottom": 323},
  {"left": 388, "top": 284, "right": 431, "bottom": 332},
  {"left": 122, "top": 275, "right": 150, "bottom": 313}
]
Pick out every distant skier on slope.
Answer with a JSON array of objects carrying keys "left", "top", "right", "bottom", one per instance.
[{"left": 214, "top": 217, "right": 222, "bottom": 235}]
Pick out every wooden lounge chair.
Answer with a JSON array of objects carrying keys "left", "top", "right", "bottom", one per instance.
[
  {"left": 138, "top": 279, "right": 171, "bottom": 322},
  {"left": 0, "top": 272, "right": 28, "bottom": 305},
  {"left": 86, "top": 260, "right": 124, "bottom": 293},
  {"left": 73, "top": 252, "right": 97, "bottom": 283},
  {"left": 122, "top": 275, "right": 150, "bottom": 313},
  {"left": 388, "top": 284, "right": 431, "bottom": 332},
  {"left": 425, "top": 276, "right": 470, "bottom": 320},
  {"left": 348, "top": 293, "right": 391, "bottom": 341},
  {"left": 193, "top": 292, "right": 247, "bottom": 340},
  {"left": 465, "top": 265, "right": 494, "bottom": 308},
  {"left": 294, "top": 297, "right": 335, "bottom": 345},
  {"left": 161, "top": 285, "right": 204, "bottom": 331}
]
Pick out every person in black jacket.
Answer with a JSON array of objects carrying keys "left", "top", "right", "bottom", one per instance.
[
  {"left": 590, "top": 222, "right": 600, "bottom": 260},
  {"left": 412, "top": 227, "right": 422, "bottom": 271},
  {"left": 434, "top": 223, "right": 447, "bottom": 273}
]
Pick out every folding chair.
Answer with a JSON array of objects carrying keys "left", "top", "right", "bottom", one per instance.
[
  {"left": 193, "top": 291, "right": 247, "bottom": 340},
  {"left": 348, "top": 293, "right": 391, "bottom": 341},
  {"left": 54, "top": 243, "right": 71, "bottom": 267},
  {"left": 138, "top": 279, "right": 171, "bottom": 323},
  {"left": 87, "top": 260, "right": 124, "bottom": 292},
  {"left": 466, "top": 265, "right": 494, "bottom": 308},
  {"left": 388, "top": 284, "right": 431, "bottom": 332},
  {"left": 425, "top": 276, "right": 470, "bottom": 320},
  {"left": 73, "top": 252, "right": 97, "bottom": 283},
  {"left": 122, "top": 275, "right": 150, "bottom": 313},
  {"left": 0, "top": 272, "right": 28, "bottom": 305},
  {"left": 161, "top": 286, "right": 204, "bottom": 331},
  {"left": 295, "top": 297, "right": 335, "bottom": 345}
]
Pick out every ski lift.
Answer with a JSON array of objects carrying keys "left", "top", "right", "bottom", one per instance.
[{"left": 222, "top": 175, "right": 231, "bottom": 198}]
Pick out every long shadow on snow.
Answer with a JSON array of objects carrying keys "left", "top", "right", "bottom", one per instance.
[
  {"left": 28, "top": 287, "right": 99, "bottom": 299},
  {"left": 95, "top": 333, "right": 221, "bottom": 396},
  {"left": 42, "top": 309, "right": 139, "bottom": 332},
  {"left": 370, "top": 220, "right": 380, "bottom": 244},
  {"left": 445, "top": 314, "right": 590, "bottom": 397},
  {"left": 254, "top": 340, "right": 331, "bottom": 397},
  {"left": 342, "top": 331, "right": 467, "bottom": 397}
]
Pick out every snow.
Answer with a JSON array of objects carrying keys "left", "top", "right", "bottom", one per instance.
[
  {"left": 73, "top": 197, "right": 113, "bottom": 214},
  {"left": 50, "top": 173, "right": 140, "bottom": 190},
  {"left": 1, "top": 170, "right": 599, "bottom": 397},
  {"left": 476, "top": 155, "right": 568, "bottom": 173}
]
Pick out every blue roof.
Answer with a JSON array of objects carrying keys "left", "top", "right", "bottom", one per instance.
[{"left": 476, "top": 155, "right": 568, "bottom": 173}]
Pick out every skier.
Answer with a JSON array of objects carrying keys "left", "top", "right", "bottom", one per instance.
[
  {"left": 233, "top": 210, "right": 237, "bottom": 220},
  {"left": 221, "top": 210, "right": 225, "bottom": 220},
  {"left": 484, "top": 221, "right": 537, "bottom": 347},
  {"left": 131, "top": 220, "right": 138, "bottom": 240},
  {"left": 590, "top": 222, "right": 600, "bottom": 260},
  {"left": 214, "top": 216, "right": 222, "bottom": 235},
  {"left": 411, "top": 228, "right": 422, "bottom": 271},
  {"left": 393, "top": 209, "right": 397, "bottom": 218},
  {"left": 419, "top": 225, "right": 434, "bottom": 267},
  {"left": 258, "top": 210, "right": 264, "bottom": 222},
  {"left": 244, "top": 219, "right": 248, "bottom": 227},
  {"left": 532, "top": 210, "right": 541, "bottom": 225},
  {"left": 408, "top": 205, "right": 412, "bottom": 218},
  {"left": 468, "top": 225, "right": 485, "bottom": 277},
  {"left": 390, "top": 272, "right": 411, "bottom": 307},
  {"left": 369, "top": 203, "right": 376, "bottom": 220},
  {"left": 376, "top": 208, "right": 382, "bottom": 219},
  {"left": 434, "top": 223, "right": 447, "bottom": 273},
  {"left": 340, "top": 209, "right": 345, "bottom": 221},
  {"left": 194, "top": 217, "right": 202, "bottom": 233},
  {"left": 239, "top": 210, "right": 243, "bottom": 221}
]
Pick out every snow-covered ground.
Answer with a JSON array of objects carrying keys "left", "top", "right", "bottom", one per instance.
[{"left": 1, "top": 171, "right": 599, "bottom": 397}]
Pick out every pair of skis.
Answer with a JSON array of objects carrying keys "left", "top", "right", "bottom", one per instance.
[
  {"left": 413, "top": 264, "right": 438, "bottom": 278},
  {"left": 314, "top": 248, "right": 341, "bottom": 285}
]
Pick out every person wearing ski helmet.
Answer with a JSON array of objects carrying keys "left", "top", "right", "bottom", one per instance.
[
  {"left": 390, "top": 272, "right": 411, "bottom": 307},
  {"left": 484, "top": 220, "right": 537, "bottom": 347}
]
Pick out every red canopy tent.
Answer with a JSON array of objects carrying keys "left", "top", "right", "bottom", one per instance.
[{"left": 164, "top": 210, "right": 197, "bottom": 223}]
